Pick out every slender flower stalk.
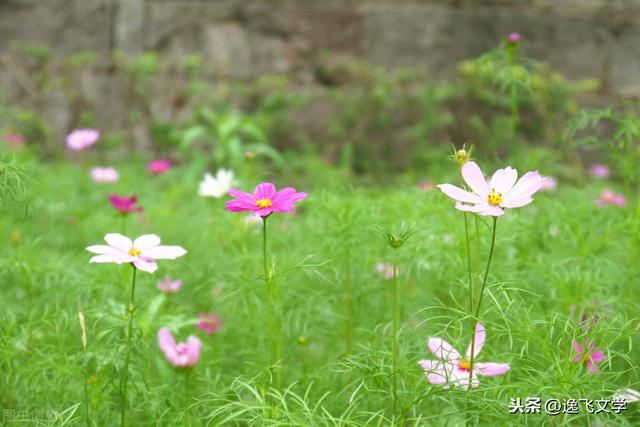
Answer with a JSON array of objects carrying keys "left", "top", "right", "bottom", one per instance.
[
  {"left": 468, "top": 217, "right": 498, "bottom": 385},
  {"left": 78, "top": 307, "right": 90, "bottom": 425},
  {"left": 262, "top": 216, "right": 278, "bottom": 388},
  {"left": 391, "top": 250, "right": 399, "bottom": 420},
  {"left": 120, "top": 265, "right": 137, "bottom": 427}
]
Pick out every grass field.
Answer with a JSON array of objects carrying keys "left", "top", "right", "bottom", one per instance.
[{"left": 1, "top": 151, "right": 639, "bottom": 426}]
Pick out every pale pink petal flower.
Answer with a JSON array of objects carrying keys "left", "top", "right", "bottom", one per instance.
[
  {"left": 158, "top": 327, "right": 201, "bottom": 368},
  {"left": 86, "top": 233, "right": 187, "bottom": 274},
  {"left": 90, "top": 167, "right": 119, "bottom": 183},
  {"left": 66, "top": 129, "right": 100, "bottom": 150},
  {"left": 157, "top": 276, "right": 182, "bottom": 293},
  {"left": 540, "top": 176, "right": 557, "bottom": 192},
  {"left": 595, "top": 188, "right": 626, "bottom": 207},
  {"left": 437, "top": 161, "right": 543, "bottom": 217},
  {"left": 590, "top": 163, "right": 610, "bottom": 179},
  {"left": 418, "top": 323, "right": 510, "bottom": 390}
]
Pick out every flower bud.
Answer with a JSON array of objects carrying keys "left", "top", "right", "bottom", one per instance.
[
  {"left": 507, "top": 32, "right": 521, "bottom": 44},
  {"left": 449, "top": 144, "right": 473, "bottom": 165}
]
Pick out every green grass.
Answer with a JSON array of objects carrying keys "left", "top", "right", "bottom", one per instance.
[{"left": 1, "top": 155, "right": 639, "bottom": 426}]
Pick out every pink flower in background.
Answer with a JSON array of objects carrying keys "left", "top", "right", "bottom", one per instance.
[
  {"left": 540, "top": 176, "right": 557, "bottom": 192},
  {"left": 158, "top": 327, "right": 201, "bottom": 368},
  {"left": 573, "top": 339, "right": 605, "bottom": 374},
  {"left": 109, "top": 194, "right": 143, "bottom": 214},
  {"left": 86, "top": 233, "right": 187, "bottom": 273},
  {"left": 375, "top": 262, "right": 397, "bottom": 280},
  {"left": 590, "top": 163, "right": 610, "bottom": 179},
  {"left": 148, "top": 159, "right": 172, "bottom": 174},
  {"left": 157, "top": 276, "right": 182, "bottom": 293},
  {"left": 418, "top": 323, "right": 510, "bottom": 390},
  {"left": 417, "top": 180, "right": 435, "bottom": 192},
  {"left": 196, "top": 313, "right": 223, "bottom": 335},
  {"left": 4, "top": 133, "right": 25, "bottom": 148},
  {"left": 66, "top": 129, "right": 99, "bottom": 150},
  {"left": 225, "top": 182, "right": 308, "bottom": 217},
  {"left": 595, "top": 188, "right": 626, "bottom": 207},
  {"left": 438, "top": 161, "right": 543, "bottom": 216},
  {"left": 90, "top": 167, "right": 119, "bottom": 183},
  {"left": 507, "top": 32, "right": 521, "bottom": 44}
]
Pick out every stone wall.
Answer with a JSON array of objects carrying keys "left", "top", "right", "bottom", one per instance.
[
  {"left": 1, "top": 0, "right": 639, "bottom": 152},
  {"left": 1, "top": 0, "right": 639, "bottom": 96}
]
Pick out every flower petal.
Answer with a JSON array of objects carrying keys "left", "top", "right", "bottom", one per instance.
[
  {"left": 428, "top": 338, "right": 461, "bottom": 361},
  {"left": 461, "top": 162, "right": 490, "bottom": 198},
  {"left": 133, "top": 234, "right": 161, "bottom": 250},
  {"left": 86, "top": 245, "right": 123, "bottom": 255},
  {"left": 505, "top": 171, "right": 543, "bottom": 200},
  {"left": 572, "top": 341, "right": 583, "bottom": 354},
  {"left": 133, "top": 258, "right": 158, "bottom": 273},
  {"left": 490, "top": 167, "right": 518, "bottom": 194},
  {"left": 254, "top": 182, "right": 277, "bottom": 199},
  {"left": 185, "top": 336, "right": 202, "bottom": 367},
  {"left": 104, "top": 233, "right": 132, "bottom": 252},
  {"left": 466, "top": 323, "right": 485, "bottom": 359},
  {"left": 141, "top": 245, "right": 187, "bottom": 260},
  {"left": 586, "top": 360, "right": 599, "bottom": 374},
  {"left": 89, "top": 254, "right": 135, "bottom": 264},
  {"left": 229, "top": 188, "right": 254, "bottom": 202},
  {"left": 501, "top": 195, "right": 534, "bottom": 209},
  {"left": 590, "top": 351, "right": 605, "bottom": 363},
  {"left": 418, "top": 360, "right": 449, "bottom": 385},
  {"left": 474, "top": 362, "right": 510, "bottom": 377},
  {"left": 478, "top": 206, "right": 504, "bottom": 216},
  {"left": 438, "top": 184, "right": 482, "bottom": 204},
  {"left": 225, "top": 199, "right": 257, "bottom": 212}
]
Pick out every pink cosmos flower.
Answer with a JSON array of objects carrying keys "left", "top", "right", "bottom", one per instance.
[
  {"left": 86, "top": 233, "right": 187, "bottom": 273},
  {"left": 109, "top": 194, "right": 143, "bottom": 214},
  {"left": 157, "top": 276, "right": 182, "bottom": 293},
  {"left": 572, "top": 339, "right": 605, "bottom": 374},
  {"left": 437, "top": 161, "right": 543, "bottom": 216},
  {"left": 225, "top": 182, "right": 308, "bottom": 217},
  {"left": 595, "top": 188, "right": 626, "bottom": 207},
  {"left": 66, "top": 129, "right": 100, "bottom": 150},
  {"left": 158, "top": 327, "right": 201, "bottom": 368},
  {"left": 507, "top": 32, "right": 521, "bottom": 44},
  {"left": 196, "top": 313, "right": 223, "bottom": 335},
  {"left": 148, "top": 159, "right": 172, "bottom": 175},
  {"left": 540, "top": 176, "right": 557, "bottom": 192},
  {"left": 590, "top": 163, "right": 610, "bottom": 179},
  {"left": 90, "top": 167, "right": 119, "bottom": 183},
  {"left": 418, "top": 323, "right": 510, "bottom": 390},
  {"left": 4, "top": 133, "right": 25, "bottom": 148}
]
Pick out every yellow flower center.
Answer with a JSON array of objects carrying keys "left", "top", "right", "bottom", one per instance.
[
  {"left": 255, "top": 198, "right": 272, "bottom": 209},
  {"left": 128, "top": 248, "right": 142, "bottom": 257},
  {"left": 487, "top": 189, "right": 503, "bottom": 206},
  {"left": 458, "top": 359, "right": 471, "bottom": 371}
]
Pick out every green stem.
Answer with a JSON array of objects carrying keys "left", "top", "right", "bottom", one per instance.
[
  {"left": 463, "top": 212, "right": 473, "bottom": 425},
  {"left": 343, "top": 260, "right": 353, "bottom": 355},
  {"left": 84, "top": 371, "right": 90, "bottom": 426},
  {"left": 468, "top": 217, "right": 498, "bottom": 388},
  {"left": 262, "top": 216, "right": 280, "bottom": 389},
  {"left": 391, "top": 250, "right": 399, "bottom": 421},
  {"left": 120, "top": 265, "right": 137, "bottom": 427},
  {"left": 183, "top": 371, "right": 191, "bottom": 426},
  {"left": 508, "top": 48, "right": 519, "bottom": 140}
]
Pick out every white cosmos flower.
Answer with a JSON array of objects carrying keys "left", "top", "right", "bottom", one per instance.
[{"left": 198, "top": 169, "right": 235, "bottom": 198}]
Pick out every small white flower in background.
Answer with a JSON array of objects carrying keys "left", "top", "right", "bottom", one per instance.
[
  {"left": 90, "top": 167, "right": 119, "bottom": 183},
  {"left": 243, "top": 214, "right": 263, "bottom": 226},
  {"left": 198, "top": 169, "right": 235, "bottom": 198},
  {"left": 613, "top": 388, "right": 640, "bottom": 403}
]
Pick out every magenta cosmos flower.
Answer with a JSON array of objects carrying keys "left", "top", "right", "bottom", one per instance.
[
  {"left": 86, "top": 233, "right": 187, "bottom": 273},
  {"left": 595, "top": 188, "right": 626, "bottom": 207},
  {"left": 157, "top": 276, "right": 182, "bottom": 293},
  {"left": 573, "top": 339, "right": 605, "bottom": 374},
  {"left": 158, "top": 327, "right": 201, "bottom": 368},
  {"left": 90, "top": 167, "right": 119, "bottom": 183},
  {"left": 418, "top": 323, "right": 510, "bottom": 390},
  {"left": 507, "top": 32, "right": 521, "bottom": 44},
  {"left": 148, "top": 159, "right": 172, "bottom": 175},
  {"left": 225, "top": 182, "right": 308, "bottom": 217},
  {"left": 109, "top": 194, "right": 143, "bottom": 214},
  {"left": 437, "top": 161, "right": 543, "bottom": 216},
  {"left": 196, "top": 313, "right": 223, "bottom": 335},
  {"left": 66, "top": 129, "right": 100, "bottom": 150}
]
